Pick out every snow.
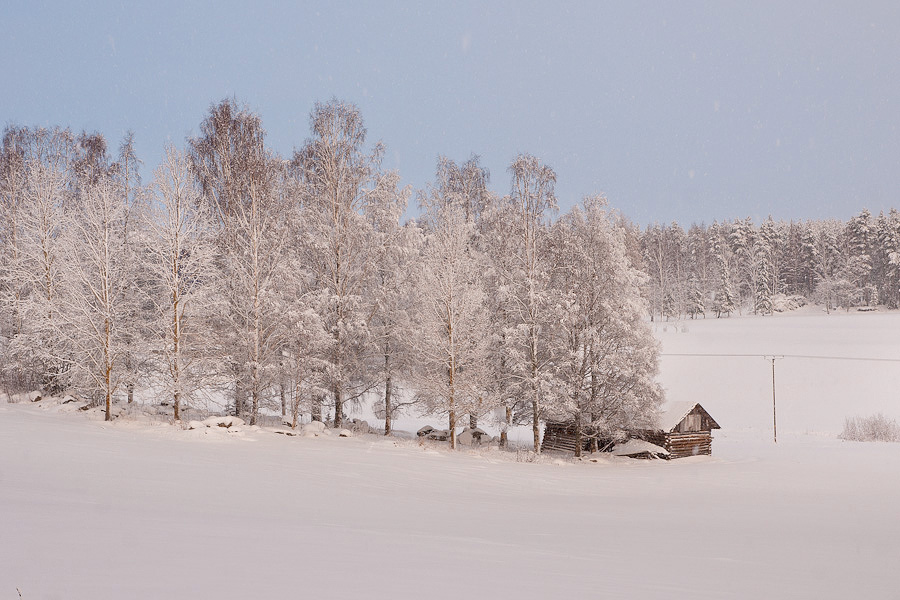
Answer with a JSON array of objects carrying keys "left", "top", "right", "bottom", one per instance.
[
  {"left": 654, "top": 309, "right": 900, "bottom": 433},
  {"left": 188, "top": 416, "right": 245, "bottom": 430},
  {"left": 300, "top": 421, "right": 331, "bottom": 437},
  {"left": 611, "top": 439, "right": 669, "bottom": 456},
  {"left": 457, "top": 426, "right": 491, "bottom": 446},
  {"left": 2, "top": 311, "right": 900, "bottom": 599},
  {"left": 655, "top": 400, "right": 699, "bottom": 432},
  {"left": 302, "top": 420, "right": 327, "bottom": 434}
]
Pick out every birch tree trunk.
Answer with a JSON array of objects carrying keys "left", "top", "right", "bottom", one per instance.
[{"left": 384, "top": 356, "right": 393, "bottom": 436}]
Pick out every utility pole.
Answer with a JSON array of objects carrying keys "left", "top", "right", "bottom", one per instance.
[{"left": 765, "top": 356, "right": 783, "bottom": 443}]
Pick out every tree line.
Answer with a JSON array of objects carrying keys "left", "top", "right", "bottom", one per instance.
[
  {"left": 640, "top": 210, "right": 900, "bottom": 320},
  {"left": 0, "top": 98, "right": 661, "bottom": 453}
]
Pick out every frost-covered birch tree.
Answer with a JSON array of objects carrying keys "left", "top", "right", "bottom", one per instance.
[
  {"left": 412, "top": 205, "right": 490, "bottom": 449},
  {"left": 2, "top": 127, "right": 76, "bottom": 393},
  {"left": 145, "top": 148, "right": 216, "bottom": 420},
  {"left": 550, "top": 199, "right": 662, "bottom": 456},
  {"left": 504, "top": 154, "right": 558, "bottom": 453},
  {"left": 479, "top": 199, "right": 524, "bottom": 447},
  {"left": 64, "top": 176, "right": 133, "bottom": 420},
  {"left": 113, "top": 132, "right": 147, "bottom": 404},
  {"left": 366, "top": 171, "right": 416, "bottom": 435},
  {"left": 420, "top": 155, "right": 496, "bottom": 428},
  {"left": 0, "top": 127, "right": 32, "bottom": 393},
  {"left": 277, "top": 165, "right": 331, "bottom": 429},
  {"left": 295, "top": 99, "right": 382, "bottom": 428},
  {"left": 0, "top": 128, "right": 27, "bottom": 346},
  {"left": 189, "top": 99, "right": 287, "bottom": 425}
]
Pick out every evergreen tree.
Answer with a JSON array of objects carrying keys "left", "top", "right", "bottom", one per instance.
[
  {"left": 709, "top": 222, "right": 736, "bottom": 317},
  {"left": 686, "top": 273, "right": 705, "bottom": 319}
]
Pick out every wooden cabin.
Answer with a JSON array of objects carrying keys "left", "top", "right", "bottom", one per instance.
[
  {"left": 638, "top": 401, "right": 720, "bottom": 459},
  {"left": 541, "top": 402, "right": 720, "bottom": 458}
]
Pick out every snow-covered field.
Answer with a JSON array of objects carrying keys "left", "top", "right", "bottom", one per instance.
[
  {"left": 2, "top": 309, "right": 899, "bottom": 599},
  {"left": 655, "top": 308, "right": 900, "bottom": 434}
]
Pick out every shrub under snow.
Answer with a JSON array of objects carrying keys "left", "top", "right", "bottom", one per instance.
[
  {"left": 841, "top": 414, "right": 900, "bottom": 442},
  {"left": 771, "top": 294, "right": 808, "bottom": 313}
]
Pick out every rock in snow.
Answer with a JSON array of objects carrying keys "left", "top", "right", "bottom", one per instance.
[
  {"left": 457, "top": 426, "right": 491, "bottom": 446},
  {"left": 188, "top": 416, "right": 245, "bottom": 430}
]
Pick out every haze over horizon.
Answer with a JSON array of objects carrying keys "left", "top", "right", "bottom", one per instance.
[{"left": 3, "top": 1, "right": 899, "bottom": 226}]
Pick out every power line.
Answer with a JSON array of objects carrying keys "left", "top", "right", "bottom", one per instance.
[
  {"left": 661, "top": 353, "right": 900, "bottom": 363},
  {"left": 661, "top": 352, "right": 900, "bottom": 446},
  {"left": 780, "top": 355, "right": 900, "bottom": 363}
]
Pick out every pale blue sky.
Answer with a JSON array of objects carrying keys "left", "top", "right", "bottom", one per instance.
[{"left": 3, "top": 1, "right": 899, "bottom": 225}]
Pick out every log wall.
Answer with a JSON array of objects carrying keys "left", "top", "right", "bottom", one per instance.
[
  {"left": 642, "top": 430, "right": 713, "bottom": 458},
  {"left": 541, "top": 423, "right": 588, "bottom": 453},
  {"left": 545, "top": 423, "right": 715, "bottom": 458}
]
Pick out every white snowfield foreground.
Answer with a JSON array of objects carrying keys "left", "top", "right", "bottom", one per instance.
[
  {"left": 2, "top": 310, "right": 900, "bottom": 599},
  {"left": 2, "top": 401, "right": 900, "bottom": 600}
]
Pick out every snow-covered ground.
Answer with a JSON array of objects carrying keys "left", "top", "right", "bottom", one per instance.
[
  {"left": 655, "top": 307, "right": 900, "bottom": 434},
  {"left": 2, "top": 309, "right": 899, "bottom": 599}
]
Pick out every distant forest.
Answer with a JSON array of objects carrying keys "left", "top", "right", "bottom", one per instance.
[{"left": 638, "top": 211, "right": 900, "bottom": 319}]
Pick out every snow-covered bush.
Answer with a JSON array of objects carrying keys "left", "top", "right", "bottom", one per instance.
[
  {"left": 841, "top": 414, "right": 900, "bottom": 442},
  {"left": 301, "top": 420, "right": 327, "bottom": 437},
  {"left": 457, "top": 426, "right": 491, "bottom": 446},
  {"left": 188, "top": 416, "right": 245, "bottom": 431},
  {"left": 772, "top": 294, "right": 807, "bottom": 313}
]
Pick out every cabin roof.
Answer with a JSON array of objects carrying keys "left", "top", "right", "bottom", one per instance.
[{"left": 657, "top": 401, "right": 720, "bottom": 432}]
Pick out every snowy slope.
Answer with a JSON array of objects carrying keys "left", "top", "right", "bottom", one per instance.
[
  {"left": 2, "top": 310, "right": 900, "bottom": 599},
  {"left": 655, "top": 309, "right": 900, "bottom": 434}
]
